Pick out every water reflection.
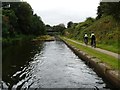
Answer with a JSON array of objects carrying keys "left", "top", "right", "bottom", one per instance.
[
  {"left": 2, "top": 40, "right": 112, "bottom": 89},
  {"left": 2, "top": 40, "right": 44, "bottom": 89}
]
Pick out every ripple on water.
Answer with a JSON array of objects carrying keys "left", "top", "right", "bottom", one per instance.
[{"left": 2, "top": 41, "right": 112, "bottom": 89}]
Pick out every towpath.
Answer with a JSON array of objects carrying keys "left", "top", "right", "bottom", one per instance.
[{"left": 64, "top": 38, "right": 120, "bottom": 59}]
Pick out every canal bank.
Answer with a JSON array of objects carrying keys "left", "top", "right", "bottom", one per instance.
[{"left": 60, "top": 37, "right": 120, "bottom": 88}]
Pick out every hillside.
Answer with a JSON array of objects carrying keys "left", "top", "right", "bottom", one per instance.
[{"left": 64, "top": 15, "right": 120, "bottom": 53}]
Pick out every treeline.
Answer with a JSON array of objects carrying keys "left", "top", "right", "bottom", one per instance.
[
  {"left": 45, "top": 24, "right": 66, "bottom": 35},
  {"left": 97, "top": 2, "right": 120, "bottom": 20},
  {"left": 2, "top": 2, "right": 46, "bottom": 38}
]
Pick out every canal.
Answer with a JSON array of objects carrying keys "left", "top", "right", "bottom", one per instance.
[{"left": 2, "top": 40, "right": 112, "bottom": 89}]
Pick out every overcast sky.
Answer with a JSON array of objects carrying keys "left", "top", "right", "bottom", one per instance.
[{"left": 23, "top": 0, "right": 100, "bottom": 26}]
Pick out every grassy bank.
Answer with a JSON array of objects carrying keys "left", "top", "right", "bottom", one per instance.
[
  {"left": 97, "top": 43, "right": 119, "bottom": 54},
  {"left": 61, "top": 37, "right": 120, "bottom": 70},
  {"left": 2, "top": 35, "right": 54, "bottom": 48},
  {"left": 68, "top": 37, "right": 119, "bottom": 54},
  {"left": 64, "top": 16, "right": 119, "bottom": 54},
  {"left": 2, "top": 35, "right": 36, "bottom": 48},
  {"left": 32, "top": 35, "right": 55, "bottom": 41}
]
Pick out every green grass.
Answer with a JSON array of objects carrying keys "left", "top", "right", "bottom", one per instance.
[
  {"left": 35, "top": 35, "right": 54, "bottom": 41},
  {"left": 61, "top": 37, "right": 120, "bottom": 70},
  {"left": 97, "top": 44, "right": 119, "bottom": 54},
  {"left": 68, "top": 37, "right": 119, "bottom": 54}
]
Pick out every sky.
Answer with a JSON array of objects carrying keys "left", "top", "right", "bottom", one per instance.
[{"left": 23, "top": 0, "right": 100, "bottom": 26}]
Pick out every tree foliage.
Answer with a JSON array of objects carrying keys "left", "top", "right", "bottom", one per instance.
[
  {"left": 67, "top": 21, "right": 73, "bottom": 28},
  {"left": 97, "top": 2, "right": 120, "bottom": 20},
  {"left": 30, "top": 14, "right": 45, "bottom": 35},
  {"left": 53, "top": 24, "right": 66, "bottom": 35},
  {"left": 16, "top": 2, "right": 33, "bottom": 34},
  {"left": 2, "top": 9, "right": 17, "bottom": 37},
  {"left": 2, "top": 2, "right": 46, "bottom": 38}
]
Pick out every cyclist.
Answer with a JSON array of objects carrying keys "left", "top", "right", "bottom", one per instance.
[
  {"left": 84, "top": 33, "right": 88, "bottom": 45},
  {"left": 90, "top": 32, "right": 96, "bottom": 48}
]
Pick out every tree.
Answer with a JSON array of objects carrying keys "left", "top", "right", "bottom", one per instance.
[
  {"left": 59, "top": 23, "right": 66, "bottom": 28},
  {"left": 53, "top": 23, "right": 66, "bottom": 35},
  {"left": 67, "top": 21, "right": 73, "bottom": 28},
  {"left": 2, "top": 15, "right": 9, "bottom": 38},
  {"left": 46, "top": 24, "right": 51, "bottom": 28},
  {"left": 30, "top": 14, "right": 45, "bottom": 35},
  {"left": 97, "top": 2, "right": 120, "bottom": 20},
  {"left": 2, "top": 9, "right": 17, "bottom": 37},
  {"left": 16, "top": 2, "right": 33, "bottom": 34},
  {"left": 96, "top": 5, "right": 102, "bottom": 19},
  {"left": 2, "top": 2, "right": 46, "bottom": 37}
]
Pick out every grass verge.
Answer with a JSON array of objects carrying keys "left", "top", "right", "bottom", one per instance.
[
  {"left": 69, "top": 37, "right": 119, "bottom": 54},
  {"left": 97, "top": 44, "right": 119, "bottom": 54},
  {"left": 61, "top": 37, "right": 120, "bottom": 70},
  {"left": 33, "top": 35, "right": 54, "bottom": 41}
]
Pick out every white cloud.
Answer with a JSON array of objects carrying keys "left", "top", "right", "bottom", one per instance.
[{"left": 23, "top": 0, "right": 100, "bottom": 26}]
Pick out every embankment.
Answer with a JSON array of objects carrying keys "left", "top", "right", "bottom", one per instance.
[{"left": 32, "top": 35, "right": 55, "bottom": 42}]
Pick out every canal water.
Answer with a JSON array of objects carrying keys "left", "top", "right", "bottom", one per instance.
[{"left": 2, "top": 40, "right": 112, "bottom": 89}]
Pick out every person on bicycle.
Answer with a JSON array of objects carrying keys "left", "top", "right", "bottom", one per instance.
[
  {"left": 84, "top": 33, "right": 88, "bottom": 45},
  {"left": 90, "top": 32, "right": 96, "bottom": 47}
]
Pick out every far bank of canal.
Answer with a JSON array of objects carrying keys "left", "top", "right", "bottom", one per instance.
[{"left": 2, "top": 39, "right": 114, "bottom": 89}]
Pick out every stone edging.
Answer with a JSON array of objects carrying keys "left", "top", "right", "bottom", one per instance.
[{"left": 61, "top": 39, "right": 120, "bottom": 88}]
